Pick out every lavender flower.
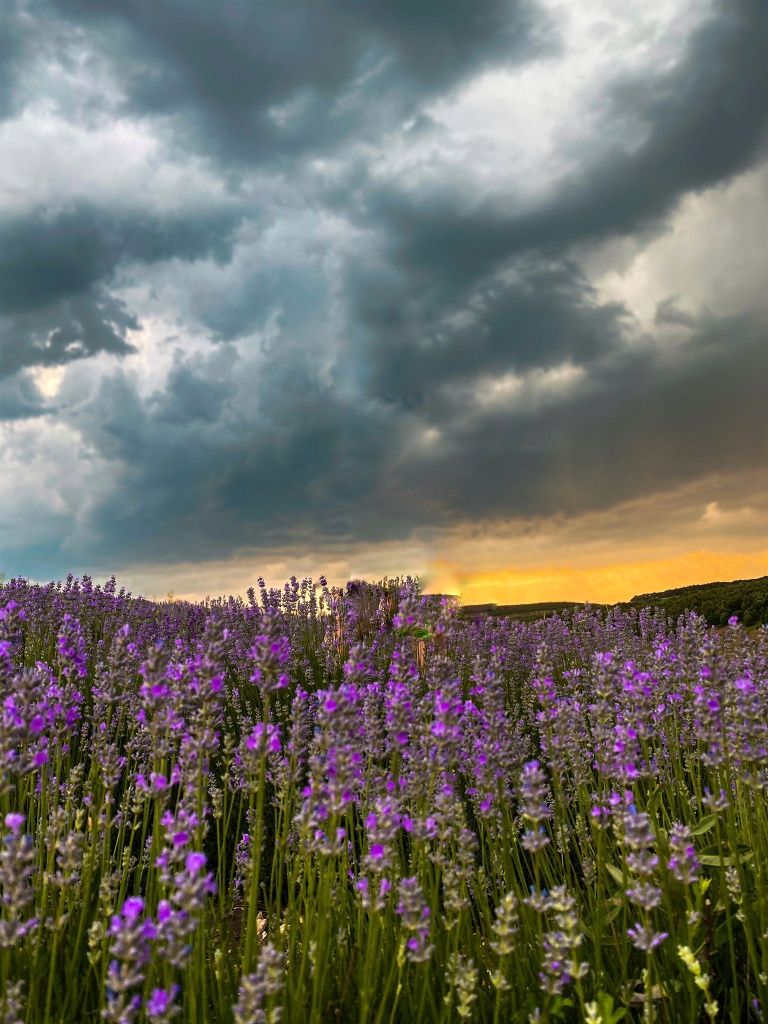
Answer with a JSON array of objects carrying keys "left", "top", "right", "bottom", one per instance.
[
  {"left": 103, "top": 896, "right": 155, "bottom": 1024},
  {"left": 667, "top": 823, "right": 700, "bottom": 884},
  {"left": 154, "top": 850, "right": 216, "bottom": 968},
  {"left": 249, "top": 612, "right": 291, "bottom": 695},
  {"left": 537, "top": 888, "right": 589, "bottom": 996},
  {"left": 0, "top": 813, "right": 38, "bottom": 947},
  {"left": 627, "top": 923, "right": 669, "bottom": 952},
  {"left": 519, "top": 760, "right": 552, "bottom": 852},
  {"left": 489, "top": 891, "right": 520, "bottom": 990},
  {"left": 145, "top": 986, "right": 180, "bottom": 1022},
  {"left": 446, "top": 952, "right": 478, "bottom": 1019},
  {"left": 233, "top": 943, "right": 285, "bottom": 1024},
  {"left": 0, "top": 981, "right": 25, "bottom": 1024},
  {"left": 619, "top": 810, "right": 659, "bottom": 876},
  {"left": 626, "top": 880, "right": 663, "bottom": 911},
  {"left": 396, "top": 877, "right": 433, "bottom": 963},
  {"left": 0, "top": 572, "right": 764, "bottom": 1024}
]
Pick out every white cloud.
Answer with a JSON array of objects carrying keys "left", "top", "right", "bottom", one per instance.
[
  {"left": 29, "top": 365, "right": 65, "bottom": 398},
  {"left": 475, "top": 361, "right": 587, "bottom": 412},
  {"left": 0, "top": 418, "right": 116, "bottom": 553},
  {"left": 0, "top": 107, "right": 230, "bottom": 217},
  {"left": 363, "top": 0, "right": 715, "bottom": 207},
  {"left": 587, "top": 163, "right": 768, "bottom": 329}
]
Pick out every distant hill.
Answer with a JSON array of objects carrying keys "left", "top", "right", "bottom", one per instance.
[
  {"left": 457, "top": 600, "right": 590, "bottom": 623},
  {"left": 453, "top": 575, "right": 768, "bottom": 627},
  {"left": 625, "top": 574, "right": 768, "bottom": 627}
]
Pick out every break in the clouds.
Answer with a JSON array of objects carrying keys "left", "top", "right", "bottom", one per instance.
[{"left": 0, "top": 0, "right": 766, "bottom": 588}]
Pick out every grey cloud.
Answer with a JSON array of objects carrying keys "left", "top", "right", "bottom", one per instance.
[
  {"left": 357, "top": 0, "right": 768, "bottom": 295},
  {"left": 1, "top": 0, "right": 766, "bottom": 580},
  {"left": 0, "top": 203, "right": 244, "bottom": 377},
  {"left": 196, "top": 260, "right": 332, "bottom": 343},
  {"left": 34, "top": 281, "right": 766, "bottom": 570},
  {"left": 393, "top": 311, "right": 767, "bottom": 524},
  {"left": 152, "top": 350, "right": 236, "bottom": 425},
  {"left": 0, "top": 2, "right": 29, "bottom": 119},
  {"left": 0, "top": 204, "right": 242, "bottom": 315},
  {"left": 654, "top": 297, "right": 700, "bottom": 330},
  {"left": 59, "top": 345, "right": 401, "bottom": 566},
  {"left": 47, "top": 0, "right": 550, "bottom": 162},
  {"left": 346, "top": 258, "right": 631, "bottom": 411},
  {"left": 0, "top": 291, "right": 138, "bottom": 380},
  {"left": 330, "top": 0, "right": 767, "bottom": 415},
  {"left": 0, "top": 373, "right": 46, "bottom": 420}
]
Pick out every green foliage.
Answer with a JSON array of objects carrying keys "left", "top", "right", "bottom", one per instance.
[
  {"left": 454, "top": 576, "right": 768, "bottom": 627},
  {"left": 627, "top": 575, "right": 768, "bottom": 627},
  {"left": 458, "top": 601, "right": 585, "bottom": 622}
]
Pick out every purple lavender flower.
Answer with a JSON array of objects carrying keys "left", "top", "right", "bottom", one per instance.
[
  {"left": 103, "top": 896, "right": 155, "bottom": 1024},
  {"left": 619, "top": 810, "right": 659, "bottom": 876},
  {"left": 4, "top": 813, "right": 24, "bottom": 834},
  {"left": 146, "top": 985, "right": 180, "bottom": 1022},
  {"left": 0, "top": 814, "right": 37, "bottom": 947},
  {"left": 627, "top": 923, "right": 668, "bottom": 952},
  {"left": 233, "top": 943, "right": 285, "bottom": 1024},
  {"left": 185, "top": 851, "right": 207, "bottom": 875},
  {"left": 153, "top": 847, "right": 216, "bottom": 969},
  {"left": 56, "top": 614, "right": 88, "bottom": 680},
  {"left": 519, "top": 760, "right": 552, "bottom": 851},
  {"left": 626, "top": 880, "right": 663, "bottom": 911},
  {"left": 249, "top": 611, "right": 291, "bottom": 694},
  {"left": 667, "top": 823, "right": 700, "bottom": 884},
  {"left": 396, "top": 877, "right": 433, "bottom": 963}
]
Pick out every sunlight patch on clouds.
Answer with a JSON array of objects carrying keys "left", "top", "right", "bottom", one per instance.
[
  {"left": 474, "top": 361, "right": 586, "bottom": 412},
  {"left": 410, "top": 425, "right": 443, "bottom": 452},
  {"left": 30, "top": 365, "right": 65, "bottom": 399},
  {"left": 700, "top": 500, "right": 762, "bottom": 530},
  {"left": 401, "top": 0, "right": 714, "bottom": 206},
  {"left": 0, "top": 109, "right": 229, "bottom": 217},
  {"left": 541, "top": 0, "right": 715, "bottom": 76},
  {"left": 0, "top": 418, "right": 115, "bottom": 550},
  {"left": 588, "top": 164, "right": 768, "bottom": 331}
]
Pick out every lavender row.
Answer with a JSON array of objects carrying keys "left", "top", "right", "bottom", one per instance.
[{"left": 0, "top": 574, "right": 766, "bottom": 1023}]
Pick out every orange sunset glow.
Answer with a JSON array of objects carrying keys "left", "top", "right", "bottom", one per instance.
[{"left": 426, "top": 550, "right": 768, "bottom": 606}]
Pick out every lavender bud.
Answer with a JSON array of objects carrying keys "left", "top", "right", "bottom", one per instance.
[{"left": 233, "top": 943, "right": 285, "bottom": 1024}]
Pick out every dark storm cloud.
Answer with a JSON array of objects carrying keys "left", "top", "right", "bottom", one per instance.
[
  {"left": 196, "top": 260, "right": 332, "bottom": 344},
  {"left": 40, "top": 283, "right": 765, "bottom": 571},
  {"left": 59, "top": 346, "right": 400, "bottom": 566},
  {"left": 345, "top": 258, "right": 630, "bottom": 410},
  {"left": 0, "top": 203, "right": 244, "bottom": 378},
  {"left": 153, "top": 350, "right": 236, "bottom": 425},
  {"left": 1, "top": 0, "right": 766, "bottom": 577},
  {"left": 0, "top": 204, "right": 241, "bottom": 315},
  {"left": 390, "top": 309, "right": 768, "bottom": 524},
  {"left": 354, "top": 0, "right": 768, "bottom": 297},
  {"left": 336, "top": 0, "right": 768, "bottom": 412},
  {"left": 47, "top": 0, "right": 550, "bottom": 162},
  {"left": 0, "top": 291, "right": 138, "bottom": 381}
]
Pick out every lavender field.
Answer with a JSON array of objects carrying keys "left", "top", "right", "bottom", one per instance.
[{"left": 0, "top": 574, "right": 766, "bottom": 1024}]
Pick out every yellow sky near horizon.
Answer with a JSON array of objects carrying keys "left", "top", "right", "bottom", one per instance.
[
  {"left": 121, "top": 544, "right": 767, "bottom": 606},
  {"left": 424, "top": 549, "right": 768, "bottom": 605}
]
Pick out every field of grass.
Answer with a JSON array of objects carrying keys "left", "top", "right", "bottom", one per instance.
[{"left": 0, "top": 574, "right": 766, "bottom": 1023}]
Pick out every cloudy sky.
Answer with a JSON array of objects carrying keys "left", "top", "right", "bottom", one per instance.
[{"left": 0, "top": 0, "right": 766, "bottom": 602}]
